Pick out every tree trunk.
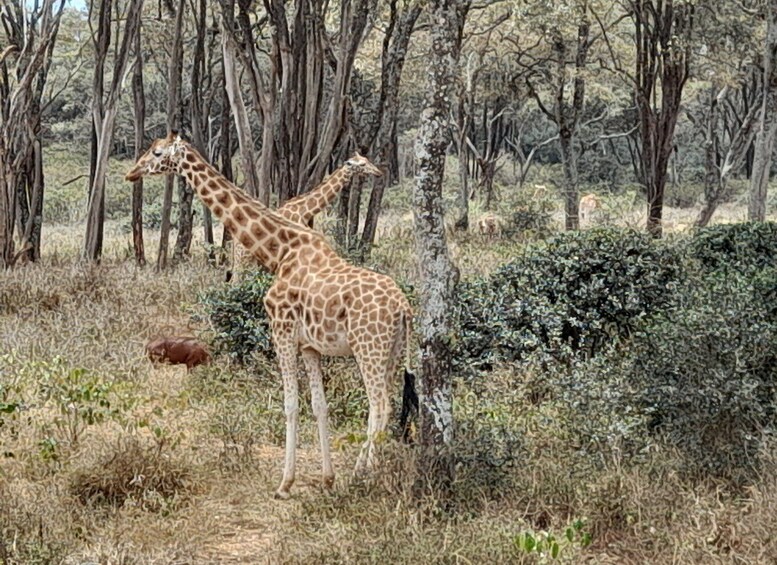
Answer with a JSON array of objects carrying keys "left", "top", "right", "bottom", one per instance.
[
  {"left": 559, "top": 131, "right": 580, "bottom": 230},
  {"left": 131, "top": 22, "right": 145, "bottom": 266},
  {"left": 156, "top": 0, "right": 184, "bottom": 270},
  {"left": 358, "top": 0, "right": 423, "bottom": 255},
  {"left": 413, "top": 0, "right": 468, "bottom": 499},
  {"left": 632, "top": 0, "right": 693, "bottom": 238},
  {"left": 749, "top": 0, "right": 777, "bottom": 221},
  {"left": 84, "top": 0, "right": 143, "bottom": 261}
]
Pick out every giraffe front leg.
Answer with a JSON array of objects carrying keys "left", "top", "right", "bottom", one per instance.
[
  {"left": 301, "top": 348, "right": 335, "bottom": 490},
  {"left": 274, "top": 330, "right": 299, "bottom": 500}
]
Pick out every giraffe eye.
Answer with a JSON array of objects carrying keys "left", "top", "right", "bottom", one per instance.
[{"left": 153, "top": 149, "right": 163, "bottom": 157}]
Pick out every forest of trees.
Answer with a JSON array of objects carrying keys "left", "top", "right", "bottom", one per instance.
[{"left": 2, "top": 0, "right": 776, "bottom": 269}]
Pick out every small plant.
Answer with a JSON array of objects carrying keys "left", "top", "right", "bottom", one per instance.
[
  {"left": 38, "top": 362, "right": 120, "bottom": 447},
  {"left": 513, "top": 519, "right": 592, "bottom": 562}
]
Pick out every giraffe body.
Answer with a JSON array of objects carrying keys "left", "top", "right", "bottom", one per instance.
[{"left": 126, "top": 134, "right": 414, "bottom": 498}]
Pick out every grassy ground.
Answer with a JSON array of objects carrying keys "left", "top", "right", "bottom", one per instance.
[{"left": 3, "top": 153, "right": 777, "bottom": 564}]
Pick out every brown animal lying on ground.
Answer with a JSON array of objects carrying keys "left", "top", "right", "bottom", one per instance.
[{"left": 146, "top": 336, "right": 211, "bottom": 371}]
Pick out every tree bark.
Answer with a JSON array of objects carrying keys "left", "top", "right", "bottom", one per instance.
[
  {"left": 749, "top": 0, "right": 777, "bottom": 221},
  {"left": 131, "top": 21, "right": 145, "bottom": 266},
  {"left": 156, "top": 0, "right": 184, "bottom": 270},
  {"left": 413, "top": 0, "right": 468, "bottom": 499},
  {"left": 358, "top": 1, "right": 423, "bottom": 256},
  {"left": 632, "top": 0, "right": 693, "bottom": 238},
  {"left": 84, "top": 0, "right": 143, "bottom": 261}
]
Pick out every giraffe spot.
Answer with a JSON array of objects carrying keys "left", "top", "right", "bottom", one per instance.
[
  {"left": 213, "top": 204, "right": 224, "bottom": 216},
  {"left": 278, "top": 230, "right": 289, "bottom": 244},
  {"left": 233, "top": 193, "right": 249, "bottom": 205},
  {"left": 250, "top": 224, "right": 265, "bottom": 239},
  {"left": 288, "top": 290, "right": 300, "bottom": 302},
  {"left": 216, "top": 191, "right": 232, "bottom": 206},
  {"left": 244, "top": 206, "right": 260, "bottom": 220},
  {"left": 202, "top": 196, "right": 215, "bottom": 206},
  {"left": 199, "top": 184, "right": 211, "bottom": 196},
  {"left": 337, "top": 308, "right": 347, "bottom": 321},
  {"left": 260, "top": 218, "right": 274, "bottom": 233},
  {"left": 223, "top": 218, "right": 236, "bottom": 233},
  {"left": 266, "top": 238, "right": 280, "bottom": 256},
  {"left": 313, "top": 296, "right": 325, "bottom": 310},
  {"left": 324, "top": 320, "right": 336, "bottom": 332},
  {"left": 313, "top": 311, "right": 322, "bottom": 324},
  {"left": 305, "top": 310, "right": 312, "bottom": 325},
  {"left": 369, "top": 311, "right": 378, "bottom": 322},
  {"left": 181, "top": 161, "right": 191, "bottom": 170},
  {"left": 234, "top": 207, "right": 248, "bottom": 225},
  {"left": 186, "top": 153, "right": 197, "bottom": 163},
  {"left": 193, "top": 162, "right": 205, "bottom": 172},
  {"left": 239, "top": 233, "right": 253, "bottom": 248}
]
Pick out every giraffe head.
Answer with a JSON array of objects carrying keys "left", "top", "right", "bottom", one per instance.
[
  {"left": 125, "top": 132, "right": 187, "bottom": 182},
  {"left": 344, "top": 152, "right": 382, "bottom": 178}
]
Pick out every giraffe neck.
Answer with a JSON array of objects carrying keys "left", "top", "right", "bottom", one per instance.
[
  {"left": 283, "top": 165, "right": 356, "bottom": 225},
  {"left": 178, "top": 144, "right": 308, "bottom": 273}
]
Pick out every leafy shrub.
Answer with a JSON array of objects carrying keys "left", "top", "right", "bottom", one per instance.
[
  {"left": 194, "top": 270, "right": 275, "bottom": 365},
  {"left": 455, "top": 228, "right": 683, "bottom": 371},
  {"left": 688, "top": 221, "right": 777, "bottom": 273},
  {"left": 503, "top": 186, "right": 555, "bottom": 238},
  {"left": 559, "top": 269, "right": 777, "bottom": 482}
]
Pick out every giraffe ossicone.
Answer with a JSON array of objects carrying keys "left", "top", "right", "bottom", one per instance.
[{"left": 126, "top": 132, "right": 416, "bottom": 499}]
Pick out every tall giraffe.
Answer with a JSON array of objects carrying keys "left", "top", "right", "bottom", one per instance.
[
  {"left": 126, "top": 133, "right": 416, "bottom": 499},
  {"left": 230, "top": 153, "right": 381, "bottom": 277}
]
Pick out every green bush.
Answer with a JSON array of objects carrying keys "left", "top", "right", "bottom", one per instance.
[
  {"left": 503, "top": 187, "right": 555, "bottom": 238},
  {"left": 194, "top": 270, "right": 276, "bottom": 365},
  {"left": 455, "top": 228, "right": 683, "bottom": 371},
  {"left": 688, "top": 221, "right": 777, "bottom": 273},
  {"left": 560, "top": 269, "right": 777, "bottom": 482}
]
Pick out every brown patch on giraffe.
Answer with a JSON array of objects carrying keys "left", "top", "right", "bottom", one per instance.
[
  {"left": 260, "top": 217, "right": 274, "bottom": 233},
  {"left": 313, "top": 311, "right": 322, "bottom": 324},
  {"left": 239, "top": 233, "right": 253, "bottom": 248},
  {"left": 185, "top": 153, "right": 196, "bottom": 163},
  {"left": 277, "top": 229, "right": 290, "bottom": 244},
  {"left": 216, "top": 191, "right": 232, "bottom": 206},
  {"left": 250, "top": 223, "right": 265, "bottom": 239},
  {"left": 244, "top": 206, "right": 260, "bottom": 220},
  {"left": 193, "top": 162, "right": 205, "bottom": 172},
  {"left": 224, "top": 218, "right": 236, "bottom": 233},
  {"left": 233, "top": 207, "right": 248, "bottom": 226},
  {"left": 266, "top": 238, "right": 280, "bottom": 256},
  {"left": 202, "top": 196, "right": 215, "bottom": 206},
  {"left": 337, "top": 308, "right": 347, "bottom": 321}
]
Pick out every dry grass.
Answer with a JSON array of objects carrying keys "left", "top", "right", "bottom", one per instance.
[{"left": 3, "top": 164, "right": 777, "bottom": 564}]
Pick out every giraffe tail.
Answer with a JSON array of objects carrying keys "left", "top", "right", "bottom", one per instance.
[{"left": 399, "top": 309, "right": 418, "bottom": 444}]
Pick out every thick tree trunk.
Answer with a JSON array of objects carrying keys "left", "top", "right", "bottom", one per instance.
[
  {"left": 749, "top": 0, "right": 777, "bottom": 221},
  {"left": 131, "top": 23, "right": 145, "bottom": 266},
  {"left": 413, "top": 0, "right": 468, "bottom": 499}
]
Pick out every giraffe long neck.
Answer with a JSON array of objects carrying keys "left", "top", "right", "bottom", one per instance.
[
  {"left": 178, "top": 145, "right": 307, "bottom": 273},
  {"left": 281, "top": 165, "right": 356, "bottom": 226}
]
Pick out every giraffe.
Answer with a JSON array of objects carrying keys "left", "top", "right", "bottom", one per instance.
[
  {"left": 126, "top": 133, "right": 416, "bottom": 499},
  {"left": 230, "top": 153, "right": 382, "bottom": 277}
]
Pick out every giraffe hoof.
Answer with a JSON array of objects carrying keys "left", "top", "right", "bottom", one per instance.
[{"left": 274, "top": 489, "right": 291, "bottom": 500}]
